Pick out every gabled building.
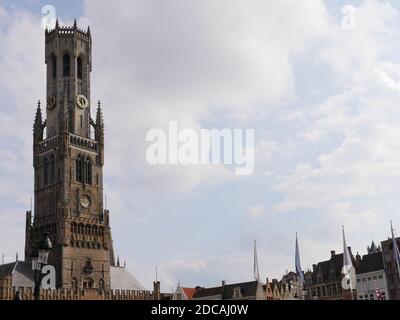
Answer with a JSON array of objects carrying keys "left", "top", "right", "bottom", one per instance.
[
  {"left": 0, "top": 260, "right": 34, "bottom": 299},
  {"left": 304, "top": 249, "right": 356, "bottom": 300},
  {"left": 381, "top": 236, "right": 400, "bottom": 300},
  {"left": 192, "top": 280, "right": 266, "bottom": 300},
  {"left": 355, "top": 248, "right": 388, "bottom": 300},
  {"left": 173, "top": 285, "right": 197, "bottom": 300}
]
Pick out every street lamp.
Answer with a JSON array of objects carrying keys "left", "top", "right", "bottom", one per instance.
[{"left": 31, "top": 232, "right": 52, "bottom": 300}]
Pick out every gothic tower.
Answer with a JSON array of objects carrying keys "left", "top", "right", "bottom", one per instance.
[{"left": 25, "top": 20, "right": 113, "bottom": 290}]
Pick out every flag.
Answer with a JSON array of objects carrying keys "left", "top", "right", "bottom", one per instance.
[
  {"left": 391, "top": 221, "right": 400, "bottom": 278},
  {"left": 254, "top": 240, "right": 260, "bottom": 282},
  {"left": 295, "top": 233, "right": 304, "bottom": 283},
  {"left": 342, "top": 226, "right": 355, "bottom": 292}
]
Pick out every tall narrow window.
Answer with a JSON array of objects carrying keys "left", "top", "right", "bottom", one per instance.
[
  {"left": 76, "top": 155, "right": 83, "bottom": 183},
  {"left": 85, "top": 157, "right": 92, "bottom": 185},
  {"left": 63, "top": 54, "right": 70, "bottom": 77},
  {"left": 52, "top": 55, "right": 57, "bottom": 78},
  {"left": 77, "top": 57, "right": 83, "bottom": 79}
]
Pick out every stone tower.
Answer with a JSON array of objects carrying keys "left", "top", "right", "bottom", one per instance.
[{"left": 25, "top": 20, "right": 114, "bottom": 290}]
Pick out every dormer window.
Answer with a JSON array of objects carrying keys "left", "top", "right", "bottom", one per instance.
[{"left": 233, "top": 287, "right": 242, "bottom": 299}]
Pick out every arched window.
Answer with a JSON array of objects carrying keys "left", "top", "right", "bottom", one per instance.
[
  {"left": 77, "top": 56, "right": 83, "bottom": 79},
  {"left": 44, "top": 157, "right": 50, "bottom": 185},
  {"left": 63, "top": 54, "right": 70, "bottom": 77},
  {"left": 50, "top": 155, "right": 55, "bottom": 184},
  {"left": 84, "top": 157, "right": 92, "bottom": 185},
  {"left": 78, "top": 223, "right": 84, "bottom": 234},
  {"left": 83, "top": 278, "right": 94, "bottom": 289},
  {"left": 51, "top": 54, "right": 57, "bottom": 78},
  {"left": 76, "top": 155, "right": 83, "bottom": 183}
]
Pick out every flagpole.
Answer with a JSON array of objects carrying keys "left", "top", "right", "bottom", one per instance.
[{"left": 342, "top": 225, "right": 354, "bottom": 300}]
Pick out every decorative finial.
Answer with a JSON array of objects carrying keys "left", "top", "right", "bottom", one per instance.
[
  {"left": 124, "top": 260, "right": 126, "bottom": 268},
  {"left": 117, "top": 255, "right": 120, "bottom": 267},
  {"left": 16, "top": 252, "right": 18, "bottom": 262},
  {"left": 73, "top": 18, "right": 77, "bottom": 29},
  {"left": 87, "top": 25, "right": 91, "bottom": 34},
  {"left": 55, "top": 18, "right": 59, "bottom": 29},
  {"left": 98, "top": 100, "right": 101, "bottom": 108},
  {"left": 37, "top": 100, "right": 41, "bottom": 108}
]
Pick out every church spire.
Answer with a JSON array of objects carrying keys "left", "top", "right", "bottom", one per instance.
[
  {"left": 96, "top": 100, "right": 104, "bottom": 130},
  {"left": 33, "top": 101, "right": 44, "bottom": 142},
  {"left": 34, "top": 100, "right": 42, "bottom": 127}
]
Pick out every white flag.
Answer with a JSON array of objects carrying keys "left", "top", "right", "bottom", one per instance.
[
  {"left": 341, "top": 226, "right": 355, "bottom": 291},
  {"left": 254, "top": 240, "right": 260, "bottom": 282},
  {"left": 391, "top": 221, "right": 400, "bottom": 278},
  {"left": 295, "top": 233, "right": 304, "bottom": 283}
]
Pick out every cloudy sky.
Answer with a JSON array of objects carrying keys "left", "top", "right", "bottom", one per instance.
[{"left": 1, "top": 0, "right": 400, "bottom": 291}]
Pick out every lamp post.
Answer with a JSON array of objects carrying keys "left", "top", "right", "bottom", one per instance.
[{"left": 31, "top": 232, "right": 52, "bottom": 300}]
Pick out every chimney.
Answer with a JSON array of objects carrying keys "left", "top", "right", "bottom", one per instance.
[
  {"left": 153, "top": 281, "right": 161, "bottom": 300},
  {"left": 331, "top": 250, "right": 336, "bottom": 258},
  {"left": 356, "top": 252, "right": 362, "bottom": 266}
]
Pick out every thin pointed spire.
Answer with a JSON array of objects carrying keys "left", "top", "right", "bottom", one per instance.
[
  {"left": 55, "top": 18, "right": 59, "bottom": 29},
  {"left": 34, "top": 101, "right": 43, "bottom": 128},
  {"left": 117, "top": 255, "right": 120, "bottom": 267},
  {"left": 96, "top": 100, "right": 104, "bottom": 129},
  {"left": 73, "top": 18, "right": 77, "bottom": 29},
  {"left": 87, "top": 25, "right": 91, "bottom": 35}
]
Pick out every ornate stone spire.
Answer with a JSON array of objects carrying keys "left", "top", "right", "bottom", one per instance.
[
  {"left": 33, "top": 100, "right": 42, "bottom": 129},
  {"left": 33, "top": 101, "right": 44, "bottom": 142},
  {"left": 96, "top": 100, "right": 104, "bottom": 130}
]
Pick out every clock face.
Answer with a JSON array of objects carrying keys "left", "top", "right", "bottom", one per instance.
[
  {"left": 80, "top": 195, "right": 90, "bottom": 208},
  {"left": 47, "top": 96, "right": 56, "bottom": 110},
  {"left": 76, "top": 94, "right": 89, "bottom": 109}
]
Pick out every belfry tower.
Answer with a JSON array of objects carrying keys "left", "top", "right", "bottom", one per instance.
[{"left": 25, "top": 20, "right": 114, "bottom": 290}]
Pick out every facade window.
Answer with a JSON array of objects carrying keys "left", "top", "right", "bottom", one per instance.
[
  {"left": 83, "top": 278, "right": 93, "bottom": 289},
  {"left": 76, "top": 155, "right": 83, "bottom": 182},
  {"left": 77, "top": 57, "right": 83, "bottom": 79},
  {"left": 85, "top": 157, "right": 92, "bottom": 185},
  {"left": 63, "top": 54, "right": 70, "bottom": 77},
  {"left": 76, "top": 155, "right": 92, "bottom": 185},
  {"left": 52, "top": 55, "right": 57, "bottom": 78}
]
